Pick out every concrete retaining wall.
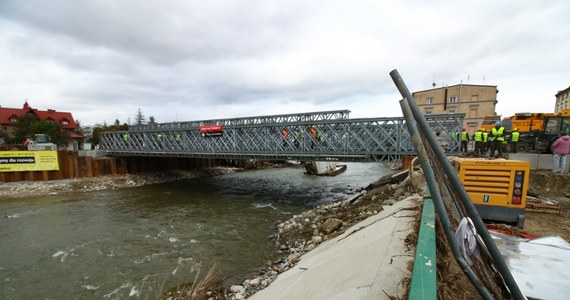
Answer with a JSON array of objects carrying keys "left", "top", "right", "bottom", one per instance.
[{"left": 508, "top": 153, "right": 570, "bottom": 172}]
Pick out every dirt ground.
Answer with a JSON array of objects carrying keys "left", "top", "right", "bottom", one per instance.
[
  {"left": 438, "top": 170, "right": 570, "bottom": 300},
  {"left": 523, "top": 170, "right": 570, "bottom": 241}
]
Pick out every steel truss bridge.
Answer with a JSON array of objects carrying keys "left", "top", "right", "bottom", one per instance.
[{"left": 100, "top": 110, "right": 464, "bottom": 162}]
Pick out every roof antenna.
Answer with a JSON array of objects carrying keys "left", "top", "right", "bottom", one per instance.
[{"left": 432, "top": 74, "right": 436, "bottom": 87}]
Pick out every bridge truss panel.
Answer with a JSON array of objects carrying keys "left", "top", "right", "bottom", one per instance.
[
  {"left": 101, "top": 113, "right": 463, "bottom": 162},
  {"left": 128, "top": 109, "right": 351, "bottom": 131}
]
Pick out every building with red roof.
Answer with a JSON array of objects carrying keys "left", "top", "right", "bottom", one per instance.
[{"left": 0, "top": 101, "right": 83, "bottom": 149}]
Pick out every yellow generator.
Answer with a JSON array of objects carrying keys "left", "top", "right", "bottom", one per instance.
[{"left": 453, "top": 158, "right": 530, "bottom": 228}]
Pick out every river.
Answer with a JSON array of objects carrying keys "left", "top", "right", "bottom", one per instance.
[{"left": 0, "top": 163, "right": 393, "bottom": 299}]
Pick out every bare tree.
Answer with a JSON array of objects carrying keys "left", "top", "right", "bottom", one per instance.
[{"left": 135, "top": 108, "right": 146, "bottom": 125}]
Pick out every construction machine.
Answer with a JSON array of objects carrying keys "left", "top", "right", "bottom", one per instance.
[
  {"left": 453, "top": 158, "right": 529, "bottom": 228},
  {"left": 534, "top": 115, "right": 570, "bottom": 153},
  {"left": 26, "top": 134, "right": 57, "bottom": 150},
  {"left": 482, "top": 109, "right": 570, "bottom": 153}
]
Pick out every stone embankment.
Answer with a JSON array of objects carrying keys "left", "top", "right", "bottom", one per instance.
[{"left": 223, "top": 170, "right": 426, "bottom": 300}]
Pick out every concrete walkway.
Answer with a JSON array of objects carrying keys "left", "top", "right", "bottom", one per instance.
[{"left": 250, "top": 196, "right": 420, "bottom": 300}]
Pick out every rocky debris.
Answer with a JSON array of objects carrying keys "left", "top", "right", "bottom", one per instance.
[{"left": 224, "top": 169, "right": 425, "bottom": 299}]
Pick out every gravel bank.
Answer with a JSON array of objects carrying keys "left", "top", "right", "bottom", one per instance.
[{"left": 0, "top": 167, "right": 240, "bottom": 200}]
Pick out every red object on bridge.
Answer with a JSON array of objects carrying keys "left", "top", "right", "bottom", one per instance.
[
  {"left": 199, "top": 124, "right": 223, "bottom": 133},
  {"left": 199, "top": 124, "right": 223, "bottom": 137}
]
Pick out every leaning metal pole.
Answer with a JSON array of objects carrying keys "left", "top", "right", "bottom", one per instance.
[
  {"left": 399, "top": 99, "right": 494, "bottom": 299},
  {"left": 391, "top": 69, "right": 525, "bottom": 300}
]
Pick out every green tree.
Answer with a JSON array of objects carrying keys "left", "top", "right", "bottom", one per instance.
[
  {"left": 11, "top": 115, "right": 62, "bottom": 144},
  {"left": 31, "top": 121, "right": 62, "bottom": 144},
  {"left": 12, "top": 115, "right": 37, "bottom": 142},
  {"left": 74, "top": 120, "right": 85, "bottom": 143},
  {"left": 88, "top": 121, "right": 128, "bottom": 145},
  {"left": 89, "top": 126, "right": 103, "bottom": 145}
]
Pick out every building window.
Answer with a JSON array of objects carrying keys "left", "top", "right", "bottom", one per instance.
[
  {"left": 449, "top": 96, "right": 457, "bottom": 103},
  {"left": 449, "top": 109, "right": 455, "bottom": 114},
  {"left": 10, "top": 117, "right": 17, "bottom": 122},
  {"left": 425, "top": 110, "right": 432, "bottom": 115},
  {"left": 426, "top": 97, "right": 433, "bottom": 105},
  {"left": 470, "top": 108, "right": 477, "bottom": 118},
  {"left": 61, "top": 120, "right": 69, "bottom": 125}
]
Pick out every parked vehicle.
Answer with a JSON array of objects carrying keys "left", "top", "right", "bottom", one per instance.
[
  {"left": 534, "top": 115, "right": 570, "bottom": 153},
  {"left": 484, "top": 110, "right": 570, "bottom": 153}
]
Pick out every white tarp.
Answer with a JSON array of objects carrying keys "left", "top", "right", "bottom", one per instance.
[{"left": 491, "top": 232, "right": 570, "bottom": 300}]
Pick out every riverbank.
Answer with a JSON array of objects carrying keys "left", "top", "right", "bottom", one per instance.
[
  {"left": 0, "top": 167, "right": 240, "bottom": 200},
  {"left": 0, "top": 160, "right": 296, "bottom": 200}
]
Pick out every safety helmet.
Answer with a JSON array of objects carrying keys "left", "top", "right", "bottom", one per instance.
[
  {"left": 514, "top": 128, "right": 519, "bottom": 131},
  {"left": 494, "top": 121, "right": 501, "bottom": 126}
]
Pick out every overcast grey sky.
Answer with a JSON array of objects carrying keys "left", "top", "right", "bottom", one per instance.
[{"left": 0, "top": 1, "right": 569, "bottom": 126}]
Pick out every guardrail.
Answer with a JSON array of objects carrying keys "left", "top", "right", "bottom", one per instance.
[{"left": 409, "top": 190, "right": 436, "bottom": 299}]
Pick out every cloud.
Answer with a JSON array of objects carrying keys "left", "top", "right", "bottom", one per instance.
[{"left": 0, "top": 0, "right": 569, "bottom": 125}]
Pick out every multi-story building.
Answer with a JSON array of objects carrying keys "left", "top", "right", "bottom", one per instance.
[
  {"left": 0, "top": 101, "right": 83, "bottom": 149},
  {"left": 412, "top": 84, "right": 498, "bottom": 136},
  {"left": 555, "top": 85, "right": 570, "bottom": 112}
]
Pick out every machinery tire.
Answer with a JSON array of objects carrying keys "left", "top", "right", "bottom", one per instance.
[{"left": 516, "top": 144, "right": 529, "bottom": 153}]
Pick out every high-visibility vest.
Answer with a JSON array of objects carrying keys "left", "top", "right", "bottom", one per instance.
[
  {"left": 491, "top": 127, "right": 505, "bottom": 142},
  {"left": 310, "top": 126, "right": 321, "bottom": 140},
  {"left": 511, "top": 131, "right": 520, "bottom": 142},
  {"left": 483, "top": 132, "right": 488, "bottom": 142},
  {"left": 461, "top": 131, "right": 468, "bottom": 141},
  {"left": 474, "top": 131, "right": 482, "bottom": 142}
]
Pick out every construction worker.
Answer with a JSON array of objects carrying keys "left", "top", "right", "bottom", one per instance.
[
  {"left": 482, "top": 129, "right": 489, "bottom": 155},
  {"left": 473, "top": 128, "right": 484, "bottom": 155},
  {"left": 460, "top": 128, "right": 469, "bottom": 153},
  {"left": 157, "top": 133, "right": 163, "bottom": 149},
  {"left": 122, "top": 133, "right": 129, "bottom": 149},
  {"left": 309, "top": 125, "right": 321, "bottom": 149},
  {"left": 510, "top": 128, "right": 520, "bottom": 153},
  {"left": 490, "top": 121, "right": 505, "bottom": 157},
  {"left": 310, "top": 125, "right": 320, "bottom": 140},
  {"left": 293, "top": 128, "right": 301, "bottom": 149},
  {"left": 281, "top": 128, "right": 289, "bottom": 148}
]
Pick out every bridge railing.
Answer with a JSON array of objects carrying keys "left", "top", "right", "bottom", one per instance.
[
  {"left": 100, "top": 113, "right": 463, "bottom": 162},
  {"left": 128, "top": 109, "right": 352, "bottom": 131}
]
